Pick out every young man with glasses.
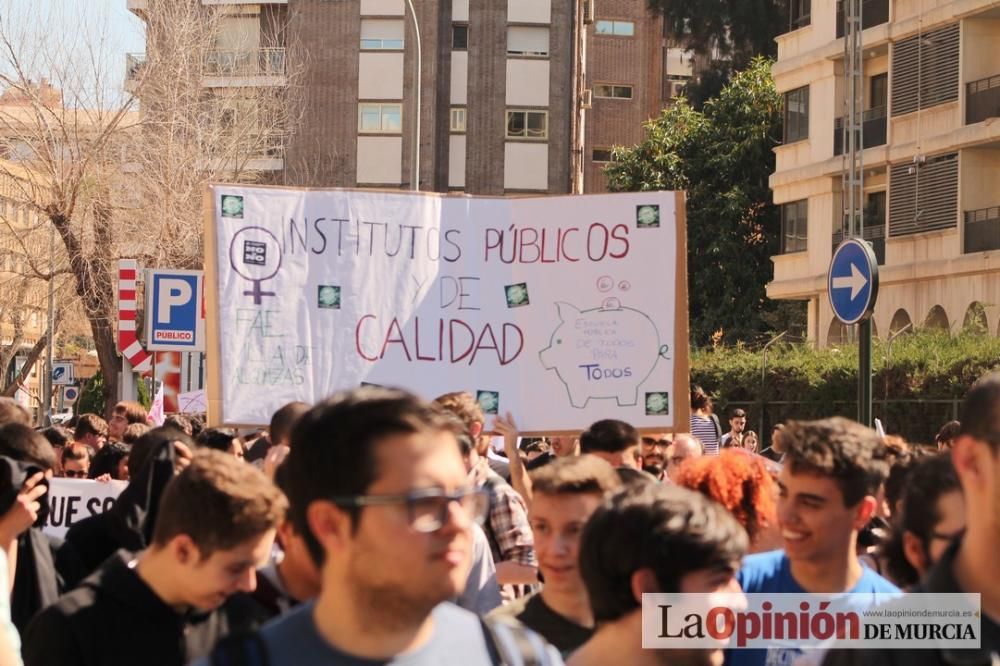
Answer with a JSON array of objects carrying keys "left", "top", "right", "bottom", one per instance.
[{"left": 210, "top": 388, "right": 560, "bottom": 665}]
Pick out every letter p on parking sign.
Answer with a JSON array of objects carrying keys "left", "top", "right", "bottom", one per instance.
[{"left": 147, "top": 270, "right": 205, "bottom": 351}]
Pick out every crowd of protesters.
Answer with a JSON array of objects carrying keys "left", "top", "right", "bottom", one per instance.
[{"left": 0, "top": 373, "right": 990, "bottom": 664}]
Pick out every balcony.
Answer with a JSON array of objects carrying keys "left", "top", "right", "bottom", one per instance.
[
  {"left": 966, "top": 75, "right": 1000, "bottom": 125},
  {"left": 205, "top": 133, "right": 286, "bottom": 171},
  {"left": 832, "top": 226, "right": 885, "bottom": 265},
  {"left": 832, "top": 106, "right": 887, "bottom": 156},
  {"left": 203, "top": 48, "right": 286, "bottom": 79},
  {"left": 833, "top": 202, "right": 886, "bottom": 264},
  {"left": 124, "top": 53, "right": 146, "bottom": 92},
  {"left": 835, "top": 0, "right": 889, "bottom": 38},
  {"left": 964, "top": 206, "right": 1000, "bottom": 253}
]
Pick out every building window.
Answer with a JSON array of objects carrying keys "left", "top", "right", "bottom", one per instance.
[
  {"left": 452, "top": 24, "right": 468, "bottom": 50},
  {"left": 358, "top": 103, "right": 402, "bottom": 134},
  {"left": 783, "top": 86, "right": 809, "bottom": 143},
  {"left": 592, "top": 148, "right": 614, "bottom": 163},
  {"left": 780, "top": 200, "right": 808, "bottom": 253},
  {"left": 450, "top": 107, "right": 466, "bottom": 132},
  {"left": 870, "top": 73, "right": 887, "bottom": 110},
  {"left": 789, "top": 0, "right": 811, "bottom": 30},
  {"left": 595, "top": 20, "right": 634, "bottom": 36},
  {"left": 594, "top": 83, "right": 633, "bottom": 99},
  {"left": 360, "top": 19, "right": 404, "bottom": 50},
  {"left": 506, "top": 110, "right": 548, "bottom": 139},
  {"left": 507, "top": 26, "right": 549, "bottom": 57}
]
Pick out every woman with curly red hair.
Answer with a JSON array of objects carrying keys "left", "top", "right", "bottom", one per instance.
[{"left": 675, "top": 448, "right": 782, "bottom": 552}]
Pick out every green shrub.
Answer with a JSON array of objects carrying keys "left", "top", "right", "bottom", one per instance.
[{"left": 691, "top": 330, "right": 1000, "bottom": 445}]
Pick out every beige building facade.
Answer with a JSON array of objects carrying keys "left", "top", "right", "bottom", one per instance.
[{"left": 768, "top": 0, "right": 1000, "bottom": 345}]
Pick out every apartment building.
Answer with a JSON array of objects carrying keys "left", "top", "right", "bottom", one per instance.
[
  {"left": 769, "top": 0, "right": 1000, "bottom": 345},
  {"left": 127, "top": 0, "right": 691, "bottom": 195}
]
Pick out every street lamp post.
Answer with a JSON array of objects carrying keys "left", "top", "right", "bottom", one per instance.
[{"left": 405, "top": 0, "right": 421, "bottom": 191}]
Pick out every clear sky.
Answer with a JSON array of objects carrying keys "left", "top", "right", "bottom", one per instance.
[
  {"left": 96, "top": 0, "right": 147, "bottom": 96},
  {"left": 0, "top": 0, "right": 145, "bottom": 104},
  {"left": 110, "top": 1, "right": 146, "bottom": 57}
]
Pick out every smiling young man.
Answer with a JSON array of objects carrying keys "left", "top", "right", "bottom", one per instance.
[
  {"left": 491, "top": 455, "right": 622, "bottom": 657},
  {"left": 212, "top": 388, "right": 560, "bottom": 665},
  {"left": 23, "top": 449, "right": 287, "bottom": 666},
  {"left": 730, "top": 417, "right": 899, "bottom": 666}
]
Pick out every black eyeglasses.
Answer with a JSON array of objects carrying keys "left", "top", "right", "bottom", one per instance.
[
  {"left": 63, "top": 470, "right": 88, "bottom": 479},
  {"left": 330, "top": 487, "right": 490, "bottom": 533}
]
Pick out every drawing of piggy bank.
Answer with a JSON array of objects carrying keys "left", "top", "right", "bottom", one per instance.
[{"left": 539, "top": 299, "right": 665, "bottom": 409}]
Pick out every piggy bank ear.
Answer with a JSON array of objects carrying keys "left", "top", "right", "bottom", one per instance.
[{"left": 555, "top": 302, "right": 580, "bottom": 322}]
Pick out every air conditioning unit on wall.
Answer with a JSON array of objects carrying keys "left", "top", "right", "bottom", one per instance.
[
  {"left": 581, "top": 89, "right": 593, "bottom": 109},
  {"left": 583, "top": 0, "right": 595, "bottom": 25}
]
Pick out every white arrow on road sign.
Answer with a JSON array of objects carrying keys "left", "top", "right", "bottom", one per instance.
[{"left": 831, "top": 263, "right": 868, "bottom": 301}]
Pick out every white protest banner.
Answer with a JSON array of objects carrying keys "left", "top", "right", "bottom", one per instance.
[
  {"left": 177, "top": 389, "right": 207, "bottom": 414},
  {"left": 43, "top": 478, "right": 127, "bottom": 539},
  {"left": 206, "top": 187, "right": 689, "bottom": 432}
]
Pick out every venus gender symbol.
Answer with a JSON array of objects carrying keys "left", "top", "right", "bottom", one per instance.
[{"left": 228, "top": 226, "right": 283, "bottom": 305}]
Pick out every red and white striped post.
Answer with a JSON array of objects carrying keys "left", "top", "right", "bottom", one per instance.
[{"left": 117, "top": 260, "right": 152, "bottom": 402}]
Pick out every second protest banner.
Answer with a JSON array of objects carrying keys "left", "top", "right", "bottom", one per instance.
[{"left": 206, "top": 187, "right": 689, "bottom": 432}]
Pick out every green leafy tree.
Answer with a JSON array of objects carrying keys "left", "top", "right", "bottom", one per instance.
[
  {"left": 78, "top": 371, "right": 105, "bottom": 417},
  {"left": 647, "top": 0, "right": 786, "bottom": 108},
  {"left": 648, "top": 0, "right": 785, "bottom": 67},
  {"left": 606, "top": 58, "right": 803, "bottom": 345}
]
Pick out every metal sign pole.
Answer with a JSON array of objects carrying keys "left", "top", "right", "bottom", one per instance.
[{"left": 859, "top": 318, "right": 873, "bottom": 426}]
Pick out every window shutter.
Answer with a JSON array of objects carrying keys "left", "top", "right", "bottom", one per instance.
[
  {"left": 891, "top": 24, "right": 958, "bottom": 116},
  {"left": 888, "top": 153, "right": 958, "bottom": 236}
]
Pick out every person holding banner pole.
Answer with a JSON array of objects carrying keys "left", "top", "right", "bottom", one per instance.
[
  {"left": 435, "top": 393, "right": 539, "bottom": 599},
  {"left": 494, "top": 414, "right": 534, "bottom": 507}
]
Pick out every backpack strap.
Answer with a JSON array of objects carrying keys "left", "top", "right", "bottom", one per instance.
[
  {"left": 709, "top": 413, "right": 722, "bottom": 442},
  {"left": 211, "top": 632, "right": 270, "bottom": 666},
  {"left": 480, "top": 615, "right": 550, "bottom": 666}
]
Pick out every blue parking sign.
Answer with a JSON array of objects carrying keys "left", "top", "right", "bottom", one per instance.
[{"left": 147, "top": 270, "right": 205, "bottom": 351}]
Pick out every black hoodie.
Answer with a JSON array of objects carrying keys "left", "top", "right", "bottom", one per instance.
[
  {"left": 22, "top": 549, "right": 258, "bottom": 666},
  {"left": 63, "top": 438, "right": 179, "bottom": 576}
]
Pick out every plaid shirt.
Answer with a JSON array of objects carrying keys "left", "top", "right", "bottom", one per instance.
[{"left": 471, "top": 459, "right": 537, "bottom": 568}]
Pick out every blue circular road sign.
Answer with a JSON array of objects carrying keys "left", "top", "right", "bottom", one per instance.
[{"left": 828, "top": 239, "right": 879, "bottom": 325}]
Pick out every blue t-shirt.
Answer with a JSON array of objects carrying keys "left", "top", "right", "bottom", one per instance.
[{"left": 727, "top": 550, "right": 900, "bottom": 666}]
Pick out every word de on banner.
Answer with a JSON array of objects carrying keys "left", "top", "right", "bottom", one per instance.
[
  {"left": 43, "top": 478, "right": 127, "bottom": 539},
  {"left": 207, "top": 187, "right": 689, "bottom": 431}
]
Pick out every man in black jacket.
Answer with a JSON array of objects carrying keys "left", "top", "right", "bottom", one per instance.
[
  {"left": 23, "top": 449, "right": 287, "bottom": 666},
  {"left": 63, "top": 426, "right": 193, "bottom": 576}
]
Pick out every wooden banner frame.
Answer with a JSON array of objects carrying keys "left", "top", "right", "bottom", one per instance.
[{"left": 204, "top": 185, "right": 690, "bottom": 434}]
